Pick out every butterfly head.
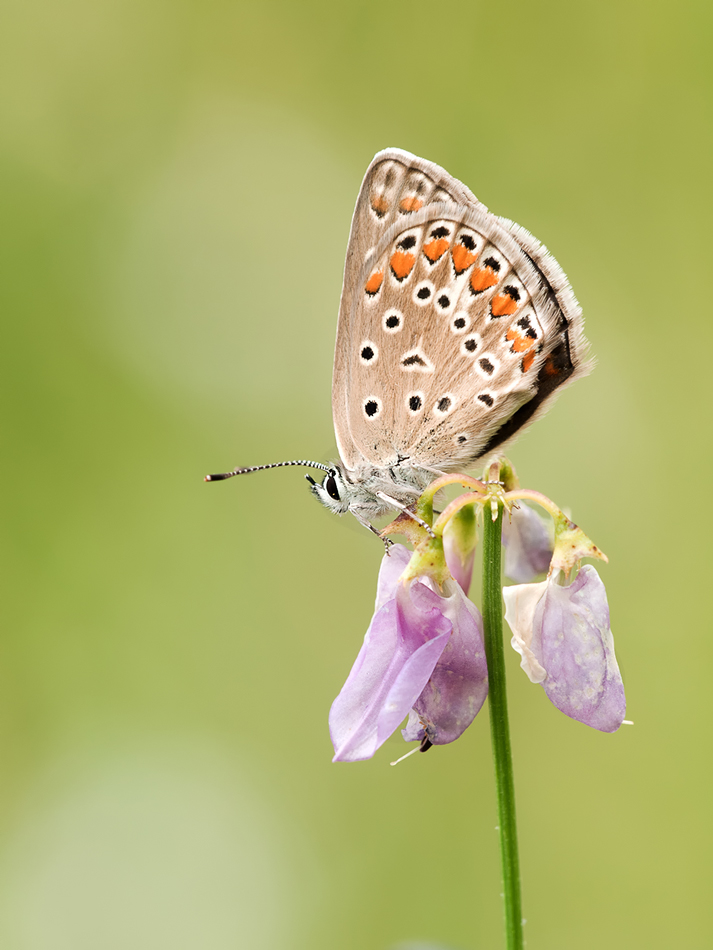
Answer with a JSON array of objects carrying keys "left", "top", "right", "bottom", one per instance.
[{"left": 305, "top": 465, "right": 351, "bottom": 515}]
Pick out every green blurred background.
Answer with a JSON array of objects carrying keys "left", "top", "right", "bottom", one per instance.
[{"left": 1, "top": 1, "right": 711, "bottom": 947}]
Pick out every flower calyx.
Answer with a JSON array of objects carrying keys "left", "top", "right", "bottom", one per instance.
[
  {"left": 380, "top": 512, "right": 452, "bottom": 591},
  {"left": 550, "top": 510, "right": 608, "bottom": 577}
]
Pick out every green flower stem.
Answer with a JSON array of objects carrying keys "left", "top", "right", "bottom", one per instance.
[{"left": 482, "top": 502, "right": 523, "bottom": 950}]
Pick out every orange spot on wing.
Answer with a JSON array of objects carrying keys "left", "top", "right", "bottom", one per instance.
[
  {"left": 371, "top": 195, "right": 389, "bottom": 217},
  {"left": 506, "top": 328, "right": 535, "bottom": 353},
  {"left": 399, "top": 196, "right": 423, "bottom": 213},
  {"left": 469, "top": 267, "right": 499, "bottom": 294},
  {"left": 423, "top": 238, "right": 449, "bottom": 262},
  {"left": 451, "top": 245, "right": 477, "bottom": 275},
  {"left": 365, "top": 270, "right": 384, "bottom": 295},
  {"left": 491, "top": 293, "right": 519, "bottom": 317},
  {"left": 544, "top": 356, "right": 560, "bottom": 376},
  {"left": 522, "top": 350, "right": 536, "bottom": 372},
  {"left": 390, "top": 251, "right": 416, "bottom": 280}
]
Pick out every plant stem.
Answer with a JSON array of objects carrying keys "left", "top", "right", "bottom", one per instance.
[{"left": 482, "top": 503, "right": 523, "bottom": 950}]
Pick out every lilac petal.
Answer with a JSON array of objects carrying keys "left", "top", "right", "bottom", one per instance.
[
  {"left": 405, "top": 582, "right": 489, "bottom": 745},
  {"left": 330, "top": 580, "right": 452, "bottom": 762},
  {"left": 443, "top": 530, "right": 475, "bottom": 595},
  {"left": 401, "top": 708, "right": 426, "bottom": 743},
  {"left": 536, "top": 565, "right": 626, "bottom": 732},
  {"left": 375, "top": 543, "right": 412, "bottom": 610},
  {"left": 503, "top": 580, "right": 549, "bottom": 683},
  {"left": 502, "top": 504, "right": 553, "bottom": 583}
]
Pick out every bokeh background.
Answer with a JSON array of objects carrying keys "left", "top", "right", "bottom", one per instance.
[{"left": 1, "top": 1, "right": 711, "bottom": 947}]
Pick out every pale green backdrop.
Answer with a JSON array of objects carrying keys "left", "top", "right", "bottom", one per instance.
[{"left": 1, "top": 1, "right": 711, "bottom": 948}]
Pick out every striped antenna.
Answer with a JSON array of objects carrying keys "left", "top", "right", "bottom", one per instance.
[{"left": 205, "top": 459, "right": 331, "bottom": 482}]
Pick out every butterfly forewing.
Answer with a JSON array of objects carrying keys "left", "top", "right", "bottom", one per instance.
[{"left": 332, "top": 149, "right": 590, "bottom": 475}]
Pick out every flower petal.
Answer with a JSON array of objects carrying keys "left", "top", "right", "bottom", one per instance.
[
  {"left": 503, "top": 580, "right": 549, "bottom": 683},
  {"left": 330, "top": 580, "right": 452, "bottom": 762},
  {"left": 375, "top": 543, "right": 412, "bottom": 610},
  {"left": 537, "top": 565, "right": 625, "bottom": 732},
  {"left": 401, "top": 708, "right": 426, "bottom": 743},
  {"left": 406, "top": 582, "right": 489, "bottom": 745},
  {"left": 502, "top": 504, "right": 553, "bottom": 583},
  {"left": 443, "top": 530, "right": 476, "bottom": 595}
]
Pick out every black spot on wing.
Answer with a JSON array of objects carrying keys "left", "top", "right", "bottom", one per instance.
[{"left": 397, "top": 234, "right": 417, "bottom": 250}]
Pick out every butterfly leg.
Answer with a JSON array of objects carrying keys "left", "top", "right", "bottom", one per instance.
[
  {"left": 348, "top": 506, "right": 394, "bottom": 552},
  {"left": 375, "top": 492, "right": 436, "bottom": 539}
]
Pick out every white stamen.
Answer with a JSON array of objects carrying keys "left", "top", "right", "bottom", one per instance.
[
  {"left": 622, "top": 719, "right": 634, "bottom": 725},
  {"left": 390, "top": 746, "right": 421, "bottom": 767}
]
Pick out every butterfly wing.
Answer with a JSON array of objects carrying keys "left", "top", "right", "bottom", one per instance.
[{"left": 332, "top": 149, "right": 590, "bottom": 474}]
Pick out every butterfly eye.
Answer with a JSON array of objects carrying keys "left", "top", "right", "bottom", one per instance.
[{"left": 325, "top": 474, "right": 340, "bottom": 501}]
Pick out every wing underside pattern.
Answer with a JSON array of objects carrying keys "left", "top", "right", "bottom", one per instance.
[{"left": 332, "top": 149, "right": 589, "bottom": 472}]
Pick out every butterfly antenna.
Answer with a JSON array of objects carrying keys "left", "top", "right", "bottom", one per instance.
[{"left": 204, "top": 460, "right": 331, "bottom": 482}]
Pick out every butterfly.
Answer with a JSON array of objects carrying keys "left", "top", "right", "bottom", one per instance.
[{"left": 207, "top": 149, "right": 590, "bottom": 536}]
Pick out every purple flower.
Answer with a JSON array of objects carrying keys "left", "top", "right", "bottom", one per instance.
[
  {"left": 503, "top": 565, "right": 625, "bottom": 732},
  {"left": 329, "top": 545, "right": 489, "bottom": 762},
  {"left": 502, "top": 503, "right": 553, "bottom": 583},
  {"left": 443, "top": 530, "right": 475, "bottom": 595},
  {"left": 401, "top": 576, "right": 488, "bottom": 748}
]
